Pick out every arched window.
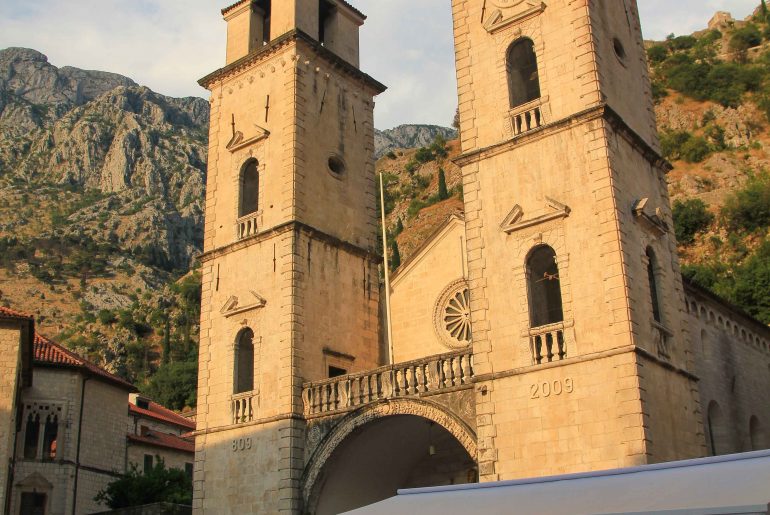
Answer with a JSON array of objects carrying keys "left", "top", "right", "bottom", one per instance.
[
  {"left": 527, "top": 245, "right": 564, "bottom": 328},
  {"left": 507, "top": 38, "right": 541, "bottom": 108},
  {"left": 234, "top": 328, "right": 255, "bottom": 394},
  {"left": 43, "top": 414, "right": 58, "bottom": 460},
  {"left": 24, "top": 413, "right": 40, "bottom": 460},
  {"left": 646, "top": 247, "right": 662, "bottom": 323},
  {"left": 239, "top": 160, "right": 259, "bottom": 218}
]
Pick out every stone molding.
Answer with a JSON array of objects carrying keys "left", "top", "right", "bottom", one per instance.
[{"left": 433, "top": 279, "right": 473, "bottom": 350}]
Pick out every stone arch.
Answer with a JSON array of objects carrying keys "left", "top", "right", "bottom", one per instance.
[{"left": 302, "top": 397, "right": 477, "bottom": 510}]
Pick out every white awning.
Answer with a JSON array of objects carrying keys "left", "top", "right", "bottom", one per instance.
[{"left": 345, "top": 450, "right": 770, "bottom": 515}]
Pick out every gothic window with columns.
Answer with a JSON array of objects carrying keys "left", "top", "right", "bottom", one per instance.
[
  {"left": 506, "top": 38, "right": 541, "bottom": 108},
  {"left": 234, "top": 328, "right": 255, "bottom": 394},
  {"left": 526, "top": 245, "right": 564, "bottom": 328},
  {"left": 23, "top": 413, "right": 40, "bottom": 460},
  {"left": 239, "top": 159, "right": 259, "bottom": 218}
]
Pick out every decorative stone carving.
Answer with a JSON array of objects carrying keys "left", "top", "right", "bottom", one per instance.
[
  {"left": 433, "top": 279, "right": 473, "bottom": 349},
  {"left": 500, "top": 197, "right": 570, "bottom": 234},
  {"left": 302, "top": 398, "right": 478, "bottom": 509},
  {"left": 220, "top": 291, "right": 267, "bottom": 317},
  {"left": 483, "top": 1, "right": 546, "bottom": 33}
]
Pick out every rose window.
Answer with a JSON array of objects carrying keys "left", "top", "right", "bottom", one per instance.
[{"left": 434, "top": 279, "right": 473, "bottom": 349}]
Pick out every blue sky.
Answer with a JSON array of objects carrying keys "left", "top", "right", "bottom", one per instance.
[{"left": 0, "top": 0, "right": 760, "bottom": 129}]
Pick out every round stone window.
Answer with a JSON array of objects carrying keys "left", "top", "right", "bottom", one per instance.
[
  {"left": 433, "top": 279, "right": 472, "bottom": 349},
  {"left": 327, "top": 155, "right": 346, "bottom": 178}
]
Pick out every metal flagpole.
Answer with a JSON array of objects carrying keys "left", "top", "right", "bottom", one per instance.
[{"left": 379, "top": 172, "right": 395, "bottom": 365}]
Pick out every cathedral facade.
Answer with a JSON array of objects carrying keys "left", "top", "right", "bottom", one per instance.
[{"left": 193, "top": 1, "right": 770, "bottom": 513}]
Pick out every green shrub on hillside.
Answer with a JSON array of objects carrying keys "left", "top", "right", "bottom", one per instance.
[
  {"left": 722, "top": 171, "right": 770, "bottom": 232},
  {"left": 660, "top": 130, "right": 712, "bottom": 163},
  {"left": 673, "top": 198, "right": 714, "bottom": 244},
  {"left": 729, "top": 24, "right": 762, "bottom": 60},
  {"left": 647, "top": 45, "right": 668, "bottom": 64},
  {"left": 730, "top": 240, "right": 770, "bottom": 323}
]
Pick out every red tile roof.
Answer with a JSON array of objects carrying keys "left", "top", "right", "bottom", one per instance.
[
  {"left": 0, "top": 306, "right": 34, "bottom": 320},
  {"left": 34, "top": 334, "right": 136, "bottom": 391},
  {"left": 127, "top": 430, "right": 195, "bottom": 454},
  {"left": 129, "top": 401, "right": 196, "bottom": 431}
]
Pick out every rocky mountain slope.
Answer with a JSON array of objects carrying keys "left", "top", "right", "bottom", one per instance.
[{"left": 374, "top": 125, "right": 457, "bottom": 159}]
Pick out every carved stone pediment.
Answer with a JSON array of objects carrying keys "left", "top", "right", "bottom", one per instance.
[
  {"left": 483, "top": 0, "right": 546, "bottom": 33},
  {"left": 226, "top": 124, "right": 270, "bottom": 153},
  {"left": 501, "top": 196, "right": 570, "bottom": 234},
  {"left": 221, "top": 291, "right": 267, "bottom": 317},
  {"left": 633, "top": 198, "right": 669, "bottom": 236}
]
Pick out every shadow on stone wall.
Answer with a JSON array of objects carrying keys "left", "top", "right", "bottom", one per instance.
[{"left": 90, "top": 503, "right": 191, "bottom": 515}]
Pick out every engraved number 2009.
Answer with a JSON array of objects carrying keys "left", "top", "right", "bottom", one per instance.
[{"left": 530, "top": 378, "right": 574, "bottom": 399}]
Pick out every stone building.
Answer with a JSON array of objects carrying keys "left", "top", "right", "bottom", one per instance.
[
  {"left": 0, "top": 308, "right": 195, "bottom": 515},
  {"left": 127, "top": 395, "right": 196, "bottom": 476},
  {"left": 193, "top": 1, "right": 770, "bottom": 514}
]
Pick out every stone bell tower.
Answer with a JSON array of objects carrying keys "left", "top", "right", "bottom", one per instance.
[
  {"left": 194, "top": 0, "right": 385, "bottom": 512},
  {"left": 451, "top": 0, "right": 705, "bottom": 481}
]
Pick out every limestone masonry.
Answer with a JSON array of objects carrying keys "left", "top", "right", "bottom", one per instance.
[{"left": 193, "top": 1, "right": 770, "bottom": 514}]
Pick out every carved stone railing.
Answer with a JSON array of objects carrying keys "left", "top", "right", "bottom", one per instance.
[
  {"left": 231, "top": 392, "right": 256, "bottom": 425},
  {"left": 527, "top": 322, "right": 567, "bottom": 365},
  {"left": 512, "top": 104, "right": 543, "bottom": 136},
  {"left": 652, "top": 321, "right": 673, "bottom": 359},
  {"left": 236, "top": 212, "right": 260, "bottom": 240},
  {"left": 302, "top": 350, "right": 474, "bottom": 417}
]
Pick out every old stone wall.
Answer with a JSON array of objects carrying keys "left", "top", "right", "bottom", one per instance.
[
  {"left": 10, "top": 368, "right": 128, "bottom": 515},
  {"left": 390, "top": 217, "right": 468, "bottom": 363},
  {"left": 686, "top": 285, "right": 770, "bottom": 455},
  {"left": 0, "top": 322, "right": 23, "bottom": 511}
]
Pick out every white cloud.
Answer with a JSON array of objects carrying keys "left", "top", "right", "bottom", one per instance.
[{"left": 0, "top": 0, "right": 761, "bottom": 129}]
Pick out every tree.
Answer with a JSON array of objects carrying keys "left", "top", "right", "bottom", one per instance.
[
  {"left": 438, "top": 169, "right": 449, "bottom": 201},
  {"left": 390, "top": 240, "right": 401, "bottom": 270},
  {"left": 395, "top": 217, "right": 404, "bottom": 235},
  {"left": 141, "top": 359, "right": 198, "bottom": 411},
  {"left": 722, "top": 171, "right": 770, "bottom": 232},
  {"left": 95, "top": 460, "right": 192, "bottom": 509},
  {"left": 672, "top": 199, "right": 714, "bottom": 244},
  {"left": 452, "top": 108, "right": 460, "bottom": 130}
]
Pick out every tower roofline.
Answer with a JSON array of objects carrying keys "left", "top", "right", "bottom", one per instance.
[
  {"left": 199, "top": 28, "right": 386, "bottom": 93},
  {"left": 221, "top": 0, "right": 367, "bottom": 22}
]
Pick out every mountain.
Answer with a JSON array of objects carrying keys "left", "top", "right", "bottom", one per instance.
[{"left": 374, "top": 125, "right": 457, "bottom": 158}]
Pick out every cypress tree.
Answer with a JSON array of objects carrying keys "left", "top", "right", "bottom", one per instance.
[
  {"left": 438, "top": 168, "right": 449, "bottom": 200},
  {"left": 395, "top": 217, "right": 404, "bottom": 235},
  {"left": 390, "top": 240, "right": 401, "bottom": 270}
]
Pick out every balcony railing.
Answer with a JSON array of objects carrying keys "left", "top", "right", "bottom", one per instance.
[
  {"left": 527, "top": 322, "right": 567, "bottom": 365},
  {"left": 510, "top": 100, "right": 545, "bottom": 136},
  {"left": 302, "top": 350, "right": 474, "bottom": 417},
  {"left": 231, "top": 391, "right": 256, "bottom": 425},
  {"left": 236, "top": 212, "right": 260, "bottom": 240}
]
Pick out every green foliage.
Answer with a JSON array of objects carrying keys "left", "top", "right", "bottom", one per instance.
[
  {"left": 394, "top": 217, "right": 404, "bottom": 236},
  {"left": 386, "top": 151, "right": 397, "bottom": 160},
  {"left": 414, "top": 147, "right": 434, "bottom": 164},
  {"left": 668, "top": 35, "right": 697, "bottom": 51},
  {"left": 721, "top": 171, "right": 770, "bottom": 232},
  {"left": 98, "top": 309, "right": 117, "bottom": 325},
  {"left": 438, "top": 169, "right": 449, "bottom": 201},
  {"left": 660, "top": 130, "right": 712, "bottom": 163},
  {"left": 95, "top": 460, "right": 192, "bottom": 509},
  {"left": 730, "top": 240, "right": 770, "bottom": 323},
  {"left": 390, "top": 240, "right": 401, "bottom": 270},
  {"left": 647, "top": 44, "right": 668, "bottom": 64},
  {"left": 140, "top": 359, "right": 198, "bottom": 411},
  {"left": 407, "top": 198, "right": 428, "bottom": 219},
  {"left": 672, "top": 198, "right": 714, "bottom": 244},
  {"left": 730, "top": 24, "right": 762, "bottom": 59}
]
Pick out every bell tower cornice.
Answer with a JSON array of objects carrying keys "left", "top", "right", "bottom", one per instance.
[{"left": 199, "top": 29, "right": 385, "bottom": 94}]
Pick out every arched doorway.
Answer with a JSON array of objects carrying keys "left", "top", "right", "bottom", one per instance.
[{"left": 304, "top": 400, "right": 478, "bottom": 514}]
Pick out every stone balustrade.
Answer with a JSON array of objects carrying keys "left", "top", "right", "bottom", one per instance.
[
  {"left": 528, "top": 322, "right": 567, "bottom": 365},
  {"left": 512, "top": 105, "right": 543, "bottom": 136},
  {"left": 231, "top": 391, "right": 255, "bottom": 425},
  {"left": 236, "top": 212, "right": 259, "bottom": 240},
  {"left": 303, "top": 350, "right": 474, "bottom": 417}
]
